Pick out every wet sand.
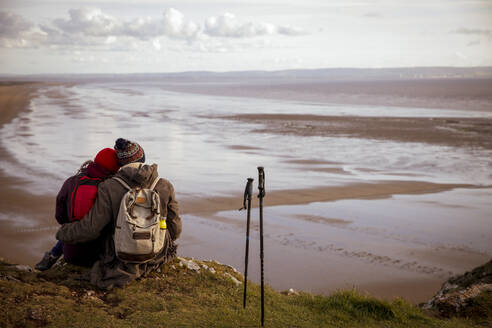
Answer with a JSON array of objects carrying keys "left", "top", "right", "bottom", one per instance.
[
  {"left": 222, "top": 114, "right": 492, "bottom": 150},
  {"left": 180, "top": 181, "right": 474, "bottom": 215},
  {"left": 182, "top": 188, "right": 491, "bottom": 303},
  {"left": 0, "top": 81, "right": 490, "bottom": 304},
  {"left": 159, "top": 78, "right": 492, "bottom": 112},
  {"left": 0, "top": 82, "right": 41, "bottom": 126},
  {"left": 0, "top": 83, "right": 57, "bottom": 263}
]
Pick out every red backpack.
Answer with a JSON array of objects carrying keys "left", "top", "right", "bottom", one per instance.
[{"left": 69, "top": 175, "right": 103, "bottom": 221}]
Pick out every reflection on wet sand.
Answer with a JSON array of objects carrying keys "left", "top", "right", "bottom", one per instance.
[{"left": 182, "top": 188, "right": 491, "bottom": 303}]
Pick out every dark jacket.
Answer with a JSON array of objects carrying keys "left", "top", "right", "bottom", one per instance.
[
  {"left": 56, "top": 162, "right": 113, "bottom": 266},
  {"left": 56, "top": 163, "right": 181, "bottom": 289}
]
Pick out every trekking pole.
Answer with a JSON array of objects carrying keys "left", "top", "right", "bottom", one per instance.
[
  {"left": 239, "top": 178, "right": 254, "bottom": 309},
  {"left": 257, "top": 166, "right": 266, "bottom": 326}
]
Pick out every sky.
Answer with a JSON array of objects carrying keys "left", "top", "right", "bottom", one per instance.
[{"left": 0, "top": 0, "right": 491, "bottom": 74}]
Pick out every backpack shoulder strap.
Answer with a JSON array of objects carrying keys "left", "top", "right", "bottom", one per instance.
[
  {"left": 113, "top": 177, "right": 132, "bottom": 191},
  {"left": 150, "top": 177, "right": 160, "bottom": 191}
]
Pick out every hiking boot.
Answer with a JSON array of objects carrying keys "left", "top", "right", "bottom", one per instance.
[{"left": 35, "top": 252, "right": 60, "bottom": 271}]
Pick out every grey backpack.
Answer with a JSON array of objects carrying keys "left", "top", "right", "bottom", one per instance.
[{"left": 113, "top": 176, "right": 167, "bottom": 263}]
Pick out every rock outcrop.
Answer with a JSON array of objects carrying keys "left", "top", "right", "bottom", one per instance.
[{"left": 424, "top": 259, "right": 492, "bottom": 319}]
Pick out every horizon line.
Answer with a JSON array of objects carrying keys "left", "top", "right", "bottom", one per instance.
[{"left": 1, "top": 65, "right": 492, "bottom": 77}]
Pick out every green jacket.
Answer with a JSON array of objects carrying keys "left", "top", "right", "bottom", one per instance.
[{"left": 56, "top": 163, "right": 181, "bottom": 289}]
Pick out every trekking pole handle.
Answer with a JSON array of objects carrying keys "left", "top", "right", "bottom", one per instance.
[
  {"left": 239, "top": 178, "right": 254, "bottom": 211},
  {"left": 258, "top": 166, "right": 265, "bottom": 198}
]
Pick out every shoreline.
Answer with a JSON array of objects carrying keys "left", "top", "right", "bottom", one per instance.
[
  {"left": 0, "top": 81, "right": 490, "bottom": 304},
  {"left": 0, "top": 82, "right": 58, "bottom": 264}
]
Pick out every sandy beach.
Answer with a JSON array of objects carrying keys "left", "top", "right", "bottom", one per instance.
[{"left": 0, "top": 79, "right": 491, "bottom": 303}]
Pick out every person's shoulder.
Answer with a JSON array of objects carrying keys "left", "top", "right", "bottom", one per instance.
[
  {"left": 97, "top": 175, "right": 122, "bottom": 191},
  {"left": 61, "top": 173, "right": 80, "bottom": 187},
  {"left": 154, "top": 177, "right": 175, "bottom": 194},
  {"left": 158, "top": 176, "right": 172, "bottom": 184},
  {"left": 157, "top": 177, "right": 174, "bottom": 187}
]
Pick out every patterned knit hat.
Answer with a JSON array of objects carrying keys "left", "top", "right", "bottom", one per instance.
[{"left": 114, "top": 138, "right": 145, "bottom": 167}]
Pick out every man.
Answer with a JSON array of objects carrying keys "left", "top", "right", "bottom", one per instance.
[{"left": 56, "top": 138, "right": 181, "bottom": 289}]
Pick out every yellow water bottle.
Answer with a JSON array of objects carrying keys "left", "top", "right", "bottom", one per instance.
[{"left": 160, "top": 217, "right": 167, "bottom": 230}]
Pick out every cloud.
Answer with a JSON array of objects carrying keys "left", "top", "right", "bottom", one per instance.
[
  {"left": 203, "top": 13, "right": 308, "bottom": 38},
  {"left": 0, "top": 11, "right": 57, "bottom": 49},
  {"left": 53, "top": 8, "right": 119, "bottom": 36},
  {"left": 204, "top": 13, "right": 276, "bottom": 38},
  {"left": 455, "top": 51, "right": 467, "bottom": 60},
  {"left": 467, "top": 40, "right": 480, "bottom": 47},
  {"left": 0, "top": 8, "right": 308, "bottom": 50},
  {"left": 277, "top": 25, "right": 309, "bottom": 36},
  {"left": 118, "top": 8, "right": 199, "bottom": 40},
  {"left": 192, "top": 37, "right": 273, "bottom": 53},
  {"left": 0, "top": 11, "right": 33, "bottom": 38},
  {"left": 453, "top": 27, "right": 492, "bottom": 38},
  {"left": 363, "top": 12, "right": 383, "bottom": 18},
  {"left": 161, "top": 8, "right": 200, "bottom": 40}
]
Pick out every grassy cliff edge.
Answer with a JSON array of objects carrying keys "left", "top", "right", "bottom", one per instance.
[{"left": 0, "top": 257, "right": 490, "bottom": 328}]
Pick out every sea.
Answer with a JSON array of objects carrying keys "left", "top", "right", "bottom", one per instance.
[{"left": 2, "top": 82, "right": 492, "bottom": 194}]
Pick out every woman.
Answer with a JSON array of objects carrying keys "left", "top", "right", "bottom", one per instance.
[{"left": 35, "top": 148, "right": 120, "bottom": 270}]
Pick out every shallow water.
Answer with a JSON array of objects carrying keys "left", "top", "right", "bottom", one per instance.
[
  {"left": 1, "top": 82, "right": 492, "bottom": 197},
  {"left": 215, "top": 188, "right": 492, "bottom": 258},
  {"left": 182, "top": 188, "right": 492, "bottom": 300}
]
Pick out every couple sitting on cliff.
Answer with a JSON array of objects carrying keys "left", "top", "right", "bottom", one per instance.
[{"left": 35, "top": 138, "right": 181, "bottom": 290}]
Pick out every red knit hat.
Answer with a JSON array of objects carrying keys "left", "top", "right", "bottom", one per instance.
[{"left": 94, "top": 148, "right": 120, "bottom": 173}]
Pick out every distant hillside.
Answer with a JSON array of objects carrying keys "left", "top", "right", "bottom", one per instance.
[
  {"left": 0, "top": 257, "right": 491, "bottom": 328},
  {"left": 1, "top": 66, "right": 492, "bottom": 84}
]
